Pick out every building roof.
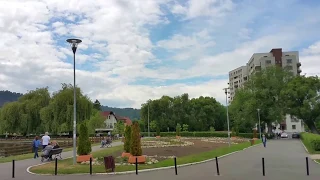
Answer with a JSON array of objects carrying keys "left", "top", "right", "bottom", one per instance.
[{"left": 100, "top": 111, "right": 132, "bottom": 125}]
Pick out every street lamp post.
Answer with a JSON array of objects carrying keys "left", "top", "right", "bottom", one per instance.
[
  {"left": 66, "top": 38, "right": 82, "bottom": 165},
  {"left": 257, "top": 109, "right": 262, "bottom": 139},
  {"left": 148, "top": 103, "right": 150, "bottom": 137},
  {"left": 223, "top": 88, "right": 231, "bottom": 147}
]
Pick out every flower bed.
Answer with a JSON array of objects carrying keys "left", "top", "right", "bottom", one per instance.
[{"left": 142, "top": 138, "right": 194, "bottom": 148}]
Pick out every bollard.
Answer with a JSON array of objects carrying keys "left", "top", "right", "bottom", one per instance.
[
  {"left": 262, "top": 157, "right": 265, "bottom": 176},
  {"left": 55, "top": 158, "right": 58, "bottom": 175},
  {"left": 174, "top": 157, "right": 177, "bottom": 175},
  {"left": 215, "top": 157, "right": 220, "bottom": 176},
  {"left": 12, "top": 160, "right": 15, "bottom": 178},
  {"left": 90, "top": 157, "right": 92, "bottom": 175},
  {"left": 135, "top": 157, "right": 138, "bottom": 175},
  {"left": 306, "top": 157, "right": 309, "bottom": 176}
]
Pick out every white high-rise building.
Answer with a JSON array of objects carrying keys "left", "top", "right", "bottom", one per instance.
[{"left": 228, "top": 48, "right": 301, "bottom": 101}]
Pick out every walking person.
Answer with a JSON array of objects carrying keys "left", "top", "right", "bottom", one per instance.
[
  {"left": 32, "top": 136, "right": 41, "bottom": 159},
  {"left": 262, "top": 134, "right": 267, "bottom": 148},
  {"left": 41, "top": 132, "right": 50, "bottom": 149}
]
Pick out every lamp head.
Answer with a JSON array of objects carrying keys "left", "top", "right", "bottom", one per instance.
[{"left": 66, "top": 38, "right": 82, "bottom": 54}]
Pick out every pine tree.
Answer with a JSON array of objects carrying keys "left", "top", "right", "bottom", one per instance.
[
  {"left": 77, "top": 123, "right": 92, "bottom": 155},
  {"left": 124, "top": 125, "right": 132, "bottom": 153},
  {"left": 130, "top": 122, "right": 142, "bottom": 156}
]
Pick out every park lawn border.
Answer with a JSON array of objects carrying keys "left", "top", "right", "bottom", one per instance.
[
  {"left": 0, "top": 143, "right": 101, "bottom": 163},
  {"left": 29, "top": 139, "right": 262, "bottom": 175}
]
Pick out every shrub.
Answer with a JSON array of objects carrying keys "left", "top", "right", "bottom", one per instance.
[
  {"left": 124, "top": 125, "right": 132, "bottom": 153},
  {"left": 301, "top": 132, "right": 320, "bottom": 153},
  {"left": 139, "top": 131, "right": 253, "bottom": 138},
  {"left": 156, "top": 126, "right": 160, "bottom": 136},
  {"left": 77, "top": 123, "right": 92, "bottom": 155},
  {"left": 130, "top": 122, "right": 142, "bottom": 156},
  {"left": 209, "top": 127, "right": 215, "bottom": 132},
  {"left": 176, "top": 123, "right": 181, "bottom": 136},
  {"left": 182, "top": 124, "right": 189, "bottom": 132}
]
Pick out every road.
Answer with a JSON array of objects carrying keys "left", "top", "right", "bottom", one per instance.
[{"left": 1, "top": 139, "right": 320, "bottom": 180}]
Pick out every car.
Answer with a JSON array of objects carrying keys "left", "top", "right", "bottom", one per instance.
[
  {"left": 281, "top": 132, "right": 288, "bottom": 138},
  {"left": 292, "top": 132, "right": 300, "bottom": 139}
]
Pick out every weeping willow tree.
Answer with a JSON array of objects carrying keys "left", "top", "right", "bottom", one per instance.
[{"left": 0, "top": 84, "right": 93, "bottom": 135}]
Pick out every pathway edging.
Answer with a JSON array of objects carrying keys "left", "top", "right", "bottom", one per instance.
[
  {"left": 300, "top": 139, "right": 320, "bottom": 165},
  {"left": 27, "top": 142, "right": 262, "bottom": 176}
]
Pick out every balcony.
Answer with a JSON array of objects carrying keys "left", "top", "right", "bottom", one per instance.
[
  {"left": 297, "top": 62, "right": 301, "bottom": 67},
  {"left": 297, "top": 69, "right": 302, "bottom": 74}
]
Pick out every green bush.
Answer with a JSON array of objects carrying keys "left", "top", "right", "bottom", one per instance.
[
  {"left": 130, "top": 122, "right": 142, "bottom": 156},
  {"left": 77, "top": 123, "right": 92, "bottom": 155},
  {"left": 182, "top": 124, "right": 189, "bottom": 132},
  {"left": 301, "top": 132, "right": 320, "bottom": 153},
  {"left": 124, "top": 125, "right": 132, "bottom": 153}
]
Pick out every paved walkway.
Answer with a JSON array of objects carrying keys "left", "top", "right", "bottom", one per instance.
[
  {"left": 0, "top": 141, "right": 123, "bottom": 180},
  {"left": 2, "top": 139, "right": 320, "bottom": 180}
]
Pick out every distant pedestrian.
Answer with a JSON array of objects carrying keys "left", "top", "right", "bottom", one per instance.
[
  {"left": 32, "top": 136, "right": 41, "bottom": 159},
  {"left": 262, "top": 134, "right": 267, "bottom": 147},
  {"left": 41, "top": 132, "right": 50, "bottom": 149}
]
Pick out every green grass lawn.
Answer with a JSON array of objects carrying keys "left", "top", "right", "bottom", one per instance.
[
  {"left": 30, "top": 140, "right": 261, "bottom": 174},
  {"left": 0, "top": 143, "right": 101, "bottom": 163}
]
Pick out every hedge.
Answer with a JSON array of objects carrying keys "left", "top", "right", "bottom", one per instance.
[
  {"left": 300, "top": 132, "right": 320, "bottom": 153},
  {"left": 140, "top": 132, "right": 254, "bottom": 138}
]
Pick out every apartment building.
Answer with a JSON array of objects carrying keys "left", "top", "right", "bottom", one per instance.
[
  {"left": 228, "top": 48, "right": 304, "bottom": 133},
  {"left": 228, "top": 48, "right": 302, "bottom": 101}
]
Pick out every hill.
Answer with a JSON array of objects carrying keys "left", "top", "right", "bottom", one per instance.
[
  {"left": 0, "top": 90, "right": 23, "bottom": 107},
  {"left": 101, "top": 105, "right": 140, "bottom": 120}
]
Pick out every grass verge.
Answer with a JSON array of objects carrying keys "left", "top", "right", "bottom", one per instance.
[
  {"left": 30, "top": 140, "right": 261, "bottom": 174},
  {"left": 0, "top": 143, "right": 101, "bottom": 163}
]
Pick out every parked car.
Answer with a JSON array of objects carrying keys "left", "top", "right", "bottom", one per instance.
[
  {"left": 281, "top": 132, "right": 288, "bottom": 138},
  {"left": 292, "top": 132, "right": 300, "bottom": 139}
]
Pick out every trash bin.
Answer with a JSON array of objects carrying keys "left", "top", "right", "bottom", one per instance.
[
  {"left": 104, "top": 156, "right": 115, "bottom": 172},
  {"left": 249, "top": 139, "right": 255, "bottom": 146}
]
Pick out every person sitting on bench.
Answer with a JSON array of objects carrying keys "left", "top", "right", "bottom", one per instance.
[
  {"left": 49, "top": 141, "right": 60, "bottom": 160},
  {"left": 41, "top": 143, "right": 53, "bottom": 159}
]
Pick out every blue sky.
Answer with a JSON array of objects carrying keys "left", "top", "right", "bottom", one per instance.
[{"left": 1, "top": 0, "right": 320, "bottom": 108}]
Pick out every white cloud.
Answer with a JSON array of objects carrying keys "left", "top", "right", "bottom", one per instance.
[{"left": 1, "top": 0, "right": 320, "bottom": 109}]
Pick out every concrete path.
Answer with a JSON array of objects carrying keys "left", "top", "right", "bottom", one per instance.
[
  {"left": 0, "top": 141, "right": 123, "bottom": 180},
  {"left": 2, "top": 139, "right": 320, "bottom": 180}
]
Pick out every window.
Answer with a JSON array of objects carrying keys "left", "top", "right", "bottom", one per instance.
[
  {"left": 287, "top": 59, "right": 292, "bottom": 63},
  {"left": 266, "top": 60, "right": 271, "bottom": 64},
  {"left": 286, "top": 66, "right": 293, "bottom": 70},
  {"left": 292, "top": 125, "right": 296, "bottom": 130}
]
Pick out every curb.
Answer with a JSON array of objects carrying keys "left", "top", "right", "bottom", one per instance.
[
  {"left": 26, "top": 142, "right": 123, "bottom": 176},
  {"left": 28, "top": 142, "right": 262, "bottom": 176},
  {"left": 300, "top": 139, "right": 320, "bottom": 165}
]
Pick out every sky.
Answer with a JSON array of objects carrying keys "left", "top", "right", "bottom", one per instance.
[{"left": 1, "top": 0, "right": 320, "bottom": 108}]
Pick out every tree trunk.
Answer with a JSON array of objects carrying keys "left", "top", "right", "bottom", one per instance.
[{"left": 306, "top": 120, "right": 319, "bottom": 134}]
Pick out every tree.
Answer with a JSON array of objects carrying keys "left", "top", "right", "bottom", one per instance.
[
  {"left": 93, "top": 99, "right": 101, "bottom": 111},
  {"left": 182, "top": 124, "right": 189, "bottom": 132},
  {"left": 176, "top": 123, "right": 181, "bottom": 136},
  {"left": 149, "top": 120, "right": 157, "bottom": 132},
  {"left": 130, "top": 122, "right": 142, "bottom": 156},
  {"left": 156, "top": 126, "right": 160, "bottom": 136},
  {"left": 229, "top": 66, "right": 294, "bottom": 133},
  {"left": 140, "top": 94, "right": 227, "bottom": 132},
  {"left": 87, "top": 110, "right": 105, "bottom": 134},
  {"left": 280, "top": 76, "right": 320, "bottom": 134},
  {"left": 114, "top": 120, "right": 125, "bottom": 136},
  {"left": 77, "top": 123, "right": 92, "bottom": 155},
  {"left": 124, "top": 125, "right": 132, "bottom": 153}
]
